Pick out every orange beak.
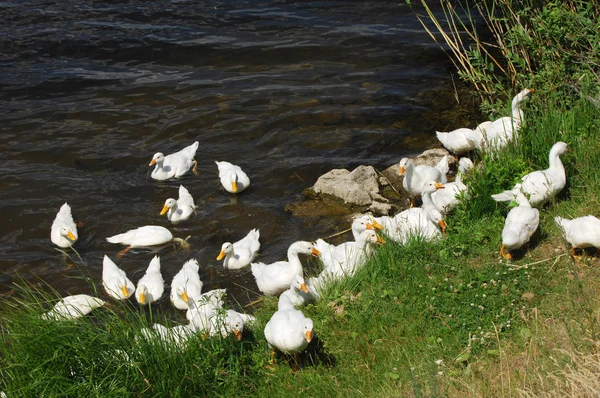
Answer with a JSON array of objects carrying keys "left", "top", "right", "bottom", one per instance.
[
  {"left": 67, "top": 231, "right": 76, "bottom": 241},
  {"left": 435, "top": 182, "right": 445, "bottom": 189},
  {"left": 216, "top": 250, "right": 226, "bottom": 261},
  {"left": 149, "top": 158, "right": 157, "bottom": 166},
  {"left": 376, "top": 235, "right": 385, "bottom": 244},
  {"left": 311, "top": 248, "right": 321, "bottom": 257},
  {"left": 121, "top": 285, "right": 129, "bottom": 298},
  {"left": 233, "top": 329, "right": 242, "bottom": 341},
  {"left": 160, "top": 205, "right": 169, "bottom": 215},
  {"left": 300, "top": 283, "right": 309, "bottom": 293},
  {"left": 399, "top": 166, "right": 405, "bottom": 175},
  {"left": 305, "top": 330, "right": 313, "bottom": 343},
  {"left": 181, "top": 291, "right": 190, "bottom": 303},
  {"left": 366, "top": 223, "right": 374, "bottom": 230},
  {"left": 529, "top": 88, "right": 535, "bottom": 93},
  {"left": 231, "top": 181, "right": 238, "bottom": 193},
  {"left": 139, "top": 292, "right": 146, "bottom": 304},
  {"left": 371, "top": 220, "right": 383, "bottom": 230}
]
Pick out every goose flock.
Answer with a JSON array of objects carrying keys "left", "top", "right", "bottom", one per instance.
[{"left": 42, "top": 89, "right": 600, "bottom": 365}]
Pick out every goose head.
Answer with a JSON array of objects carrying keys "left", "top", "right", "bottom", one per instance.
[
  {"left": 117, "top": 277, "right": 129, "bottom": 298},
  {"left": 137, "top": 284, "right": 148, "bottom": 304},
  {"left": 60, "top": 226, "right": 76, "bottom": 241},
  {"left": 398, "top": 158, "right": 412, "bottom": 175},
  {"left": 552, "top": 141, "right": 569, "bottom": 156},
  {"left": 224, "top": 310, "right": 245, "bottom": 341},
  {"left": 290, "top": 274, "right": 309, "bottom": 294},
  {"left": 304, "top": 319, "right": 314, "bottom": 343},
  {"left": 161, "top": 198, "right": 177, "bottom": 215},
  {"left": 229, "top": 173, "right": 239, "bottom": 193},
  {"left": 289, "top": 241, "right": 321, "bottom": 258},
  {"left": 217, "top": 242, "right": 233, "bottom": 260},
  {"left": 149, "top": 153, "right": 164, "bottom": 167},
  {"left": 175, "top": 285, "right": 190, "bottom": 304},
  {"left": 422, "top": 180, "right": 445, "bottom": 194}
]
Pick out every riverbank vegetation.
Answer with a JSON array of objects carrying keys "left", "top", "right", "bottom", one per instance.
[{"left": 3, "top": 1, "right": 600, "bottom": 396}]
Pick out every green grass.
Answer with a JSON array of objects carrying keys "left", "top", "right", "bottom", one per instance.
[{"left": 3, "top": 88, "right": 600, "bottom": 398}]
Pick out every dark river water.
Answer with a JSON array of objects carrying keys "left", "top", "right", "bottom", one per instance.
[{"left": 0, "top": 0, "right": 479, "bottom": 312}]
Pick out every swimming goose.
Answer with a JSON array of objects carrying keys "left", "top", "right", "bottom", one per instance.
[
  {"left": 41, "top": 294, "right": 105, "bottom": 320},
  {"left": 149, "top": 141, "right": 199, "bottom": 180},
  {"left": 555, "top": 215, "right": 600, "bottom": 259},
  {"left": 170, "top": 259, "right": 203, "bottom": 310},
  {"left": 399, "top": 156, "right": 448, "bottom": 206},
  {"left": 499, "top": 185, "right": 539, "bottom": 259},
  {"left": 251, "top": 241, "right": 320, "bottom": 296},
  {"left": 51, "top": 202, "right": 78, "bottom": 248},
  {"left": 217, "top": 229, "right": 260, "bottom": 270},
  {"left": 482, "top": 89, "right": 533, "bottom": 152},
  {"left": 161, "top": 185, "right": 196, "bottom": 223},
  {"left": 102, "top": 255, "right": 135, "bottom": 300},
  {"left": 431, "top": 157, "right": 474, "bottom": 214},
  {"left": 135, "top": 256, "right": 164, "bottom": 305},
  {"left": 492, "top": 141, "right": 569, "bottom": 207},
  {"left": 106, "top": 225, "right": 190, "bottom": 257},
  {"left": 215, "top": 161, "right": 250, "bottom": 193}
]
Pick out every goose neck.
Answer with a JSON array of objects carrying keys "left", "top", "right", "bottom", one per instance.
[{"left": 548, "top": 147, "right": 564, "bottom": 170}]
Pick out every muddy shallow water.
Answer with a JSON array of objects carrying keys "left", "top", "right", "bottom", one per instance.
[{"left": 0, "top": 0, "right": 480, "bottom": 311}]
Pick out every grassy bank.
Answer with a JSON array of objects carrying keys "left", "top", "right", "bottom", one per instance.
[{"left": 3, "top": 2, "right": 600, "bottom": 397}]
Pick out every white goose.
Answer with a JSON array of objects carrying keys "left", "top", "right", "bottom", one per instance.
[
  {"left": 376, "top": 180, "right": 446, "bottom": 244},
  {"left": 278, "top": 274, "right": 311, "bottom": 310},
  {"left": 210, "top": 309, "right": 255, "bottom": 340},
  {"left": 499, "top": 185, "right": 539, "bottom": 259},
  {"left": 318, "top": 230, "right": 384, "bottom": 280},
  {"left": 51, "top": 202, "right": 78, "bottom": 248},
  {"left": 135, "top": 256, "right": 164, "bottom": 305},
  {"left": 555, "top": 215, "right": 600, "bottom": 259},
  {"left": 217, "top": 229, "right": 261, "bottom": 270},
  {"left": 314, "top": 216, "right": 381, "bottom": 266},
  {"left": 102, "top": 255, "right": 135, "bottom": 300},
  {"left": 492, "top": 141, "right": 569, "bottom": 207},
  {"left": 431, "top": 157, "right": 474, "bottom": 214},
  {"left": 436, "top": 128, "right": 479, "bottom": 156},
  {"left": 160, "top": 185, "right": 196, "bottom": 223},
  {"left": 482, "top": 89, "right": 533, "bottom": 152},
  {"left": 264, "top": 307, "right": 313, "bottom": 362},
  {"left": 399, "top": 156, "right": 449, "bottom": 206},
  {"left": 215, "top": 161, "right": 250, "bottom": 193},
  {"left": 251, "top": 241, "right": 320, "bottom": 296},
  {"left": 170, "top": 259, "right": 203, "bottom": 310},
  {"left": 149, "top": 141, "right": 199, "bottom": 180},
  {"left": 41, "top": 294, "right": 105, "bottom": 320},
  {"left": 106, "top": 225, "right": 190, "bottom": 257}
]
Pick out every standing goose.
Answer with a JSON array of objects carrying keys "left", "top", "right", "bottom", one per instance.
[
  {"left": 51, "top": 202, "right": 78, "bottom": 248},
  {"left": 170, "top": 259, "right": 203, "bottom": 310},
  {"left": 492, "top": 141, "right": 569, "bottom": 207},
  {"left": 102, "top": 255, "right": 135, "bottom": 300},
  {"left": 217, "top": 229, "right": 261, "bottom": 270},
  {"left": 483, "top": 89, "right": 533, "bottom": 152},
  {"left": 251, "top": 241, "right": 320, "bottom": 296},
  {"left": 500, "top": 185, "right": 540, "bottom": 259},
  {"left": 135, "top": 256, "right": 164, "bottom": 305},
  {"left": 160, "top": 185, "right": 196, "bottom": 223},
  {"left": 399, "top": 156, "right": 448, "bottom": 206},
  {"left": 555, "top": 215, "right": 600, "bottom": 259},
  {"left": 149, "top": 141, "right": 199, "bottom": 180},
  {"left": 264, "top": 307, "right": 314, "bottom": 365},
  {"left": 215, "top": 161, "right": 250, "bottom": 193}
]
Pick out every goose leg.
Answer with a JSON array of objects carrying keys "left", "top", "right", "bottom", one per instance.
[
  {"left": 571, "top": 246, "right": 581, "bottom": 260},
  {"left": 117, "top": 246, "right": 131, "bottom": 259},
  {"left": 500, "top": 245, "right": 512, "bottom": 260}
]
